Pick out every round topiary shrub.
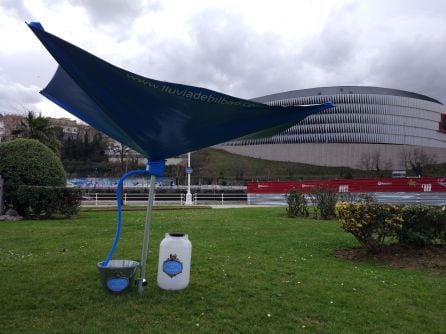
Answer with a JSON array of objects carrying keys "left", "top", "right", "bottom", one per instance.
[{"left": 0, "top": 138, "right": 66, "bottom": 212}]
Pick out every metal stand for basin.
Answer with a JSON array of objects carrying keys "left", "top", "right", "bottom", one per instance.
[
  {"left": 98, "top": 160, "right": 165, "bottom": 295},
  {"left": 137, "top": 173, "right": 156, "bottom": 294}
]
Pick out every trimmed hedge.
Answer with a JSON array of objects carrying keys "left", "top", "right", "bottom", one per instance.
[
  {"left": 336, "top": 202, "right": 446, "bottom": 252},
  {"left": 0, "top": 139, "right": 66, "bottom": 212},
  {"left": 16, "top": 186, "right": 82, "bottom": 218}
]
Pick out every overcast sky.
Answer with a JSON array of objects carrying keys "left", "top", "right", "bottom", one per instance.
[{"left": 1, "top": 0, "right": 445, "bottom": 119}]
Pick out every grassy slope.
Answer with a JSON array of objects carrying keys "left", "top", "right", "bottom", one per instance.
[
  {"left": 185, "top": 148, "right": 446, "bottom": 183},
  {"left": 0, "top": 208, "right": 445, "bottom": 333},
  {"left": 187, "top": 148, "right": 371, "bottom": 182},
  {"left": 424, "top": 162, "right": 446, "bottom": 176}
]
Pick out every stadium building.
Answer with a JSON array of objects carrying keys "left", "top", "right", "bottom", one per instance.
[{"left": 221, "top": 86, "right": 446, "bottom": 169}]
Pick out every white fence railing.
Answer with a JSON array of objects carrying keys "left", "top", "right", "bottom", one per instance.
[
  {"left": 193, "top": 193, "right": 247, "bottom": 205},
  {"left": 81, "top": 192, "right": 248, "bottom": 206},
  {"left": 81, "top": 192, "right": 446, "bottom": 207}
]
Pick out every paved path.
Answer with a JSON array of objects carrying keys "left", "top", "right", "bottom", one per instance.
[{"left": 209, "top": 204, "right": 279, "bottom": 209}]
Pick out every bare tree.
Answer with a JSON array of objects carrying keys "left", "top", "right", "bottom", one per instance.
[
  {"left": 358, "top": 150, "right": 391, "bottom": 177},
  {"left": 399, "top": 148, "right": 436, "bottom": 176},
  {"left": 109, "top": 142, "right": 130, "bottom": 173},
  {"left": 358, "top": 151, "right": 374, "bottom": 171}
]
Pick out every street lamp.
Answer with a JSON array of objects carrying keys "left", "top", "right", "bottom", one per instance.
[{"left": 185, "top": 152, "right": 193, "bottom": 205}]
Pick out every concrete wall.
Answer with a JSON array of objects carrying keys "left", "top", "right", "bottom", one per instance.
[{"left": 220, "top": 143, "right": 446, "bottom": 170}]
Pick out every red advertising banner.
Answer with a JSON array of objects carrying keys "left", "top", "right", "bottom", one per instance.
[{"left": 247, "top": 177, "right": 446, "bottom": 194}]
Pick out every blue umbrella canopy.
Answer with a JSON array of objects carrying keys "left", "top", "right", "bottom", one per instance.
[
  {"left": 28, "top": 22, "right": 333, "bottom": 161},
  {"left": 28, "top": 22, "right": 335, "bottom": 291}
]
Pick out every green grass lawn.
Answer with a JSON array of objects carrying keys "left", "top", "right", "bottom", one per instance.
[{"left": 0, "top": 208, "right": 445, "bottom": 333}]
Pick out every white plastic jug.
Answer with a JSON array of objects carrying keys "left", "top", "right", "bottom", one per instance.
[{"left": 157, "top": 233, "right": 192, "bottom": 290}]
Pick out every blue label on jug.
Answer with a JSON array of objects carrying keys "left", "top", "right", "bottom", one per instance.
[
  {"left": 106, "top": 277, "right": 129, "bottom": 292},
  {"left": 163, "top": 254, "right": 183, "bottom": 277}
]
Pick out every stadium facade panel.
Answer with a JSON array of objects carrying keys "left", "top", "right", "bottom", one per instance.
[{"left": 221, "top": 86, "right": 446, "bottom": 169}]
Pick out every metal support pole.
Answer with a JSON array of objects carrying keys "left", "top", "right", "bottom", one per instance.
[{"left": 137, "top": 174, "right": 156, "bottom": 294}]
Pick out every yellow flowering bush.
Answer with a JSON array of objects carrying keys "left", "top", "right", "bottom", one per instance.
[{"left": 335, "top": 202, "right": 403, "bottom": 252}]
